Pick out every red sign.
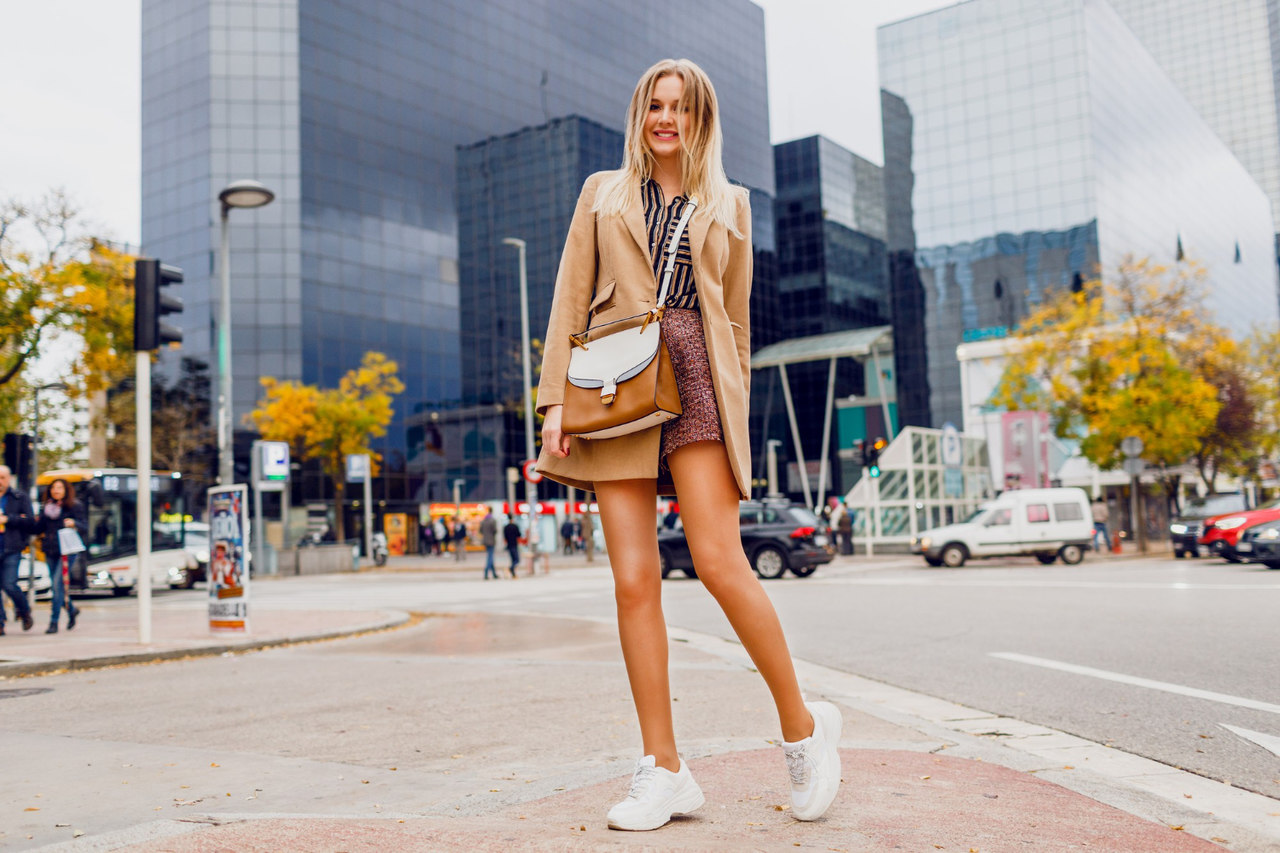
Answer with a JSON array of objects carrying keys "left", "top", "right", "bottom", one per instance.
[{"left": 522, "top": 459, "right": 543, "bottom": 483}]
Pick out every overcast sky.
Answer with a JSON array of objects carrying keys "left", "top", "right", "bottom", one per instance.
[{"left": 0, "top": 0, "right": 954, "bottom": 247}]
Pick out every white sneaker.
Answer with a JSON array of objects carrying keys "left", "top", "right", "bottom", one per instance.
[
  {"left": 606, "top": 755, "right": 705, "bottom": 831},
  {"left": 781, "top": 700, "right": 843, "bottom": 820}
]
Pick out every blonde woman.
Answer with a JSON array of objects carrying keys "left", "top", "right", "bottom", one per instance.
[{"left": 535, "top": 59, "right": 842, "bottom": 831}]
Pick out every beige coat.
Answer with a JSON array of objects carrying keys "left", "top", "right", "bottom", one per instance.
[{"left": 534, "top": 171, "right": 753, "bottom": 499}]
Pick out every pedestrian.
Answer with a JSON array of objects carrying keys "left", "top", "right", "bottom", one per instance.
[
  {"left": 452, "top": 515, "right": 467, "bottom": 562},
  {"left": 480, "top": 507, "right": 498, "bottom": 579},
  {"left": 421, "top": 519, "right": 435, "bottom": 556},
  {"left": 433, "top": 516, "right": 447, "bottom": 556},
  {"left": 1092, "top": 496, "right": 1110, "bottom": 552},
  {"left": 835, "top": 500, "right": 853, "bottom": 555},
  {"left": 502, "top": 516, "right": 521, "bottom": 578},
  {"left": 561, "top": 517, "right": 575, "bottom": 555},
  {"left": 533, "top": 60, "right": 842, "bottom": 831},
  {"left": 36, "top": 478, "right": 86, "bottom": 633},
  {"left": 0, "top": 465, "right": 36, "bottom": 635}
]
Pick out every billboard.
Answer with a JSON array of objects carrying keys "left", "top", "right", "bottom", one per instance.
[{"left": 207, "top": 484, "right": 250, "bottom": 634}]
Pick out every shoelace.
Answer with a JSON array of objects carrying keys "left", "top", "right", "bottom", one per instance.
[
  {"left": 627, "top": 761, "right": 659, "bottom": 799},
  {"left": 784, "top": 746, "right": 810, "bottom": 786}
]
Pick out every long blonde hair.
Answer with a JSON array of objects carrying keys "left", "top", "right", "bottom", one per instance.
[{"left": 594, "top": 58, "right": 745, "bottom": 236}]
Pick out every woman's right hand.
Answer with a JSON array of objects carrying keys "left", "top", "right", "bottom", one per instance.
[{"left": 542, "top": 405, "right": 571, "bottom": 458}]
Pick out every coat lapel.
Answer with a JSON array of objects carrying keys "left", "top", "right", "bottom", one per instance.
[
  {"left": 688, "top": 204, "right": 711, "bottom": 273},
  {"left": 623, "top": 192, "right": 650, "bottom": 266}
]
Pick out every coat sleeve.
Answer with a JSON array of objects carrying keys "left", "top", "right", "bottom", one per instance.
[
  {"left": 723, "top": 191, "right": 753, "bottom": 400},
  {"left": 536, "top": 173, "right": 602, "bottom": 416}
]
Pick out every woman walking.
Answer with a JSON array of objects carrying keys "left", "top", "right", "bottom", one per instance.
[
  {"left": 535, "top": 59, "right": 842, "bottom": 831},
  {"left": 37, "top": 478, "right": 86, "bottom": 633}
]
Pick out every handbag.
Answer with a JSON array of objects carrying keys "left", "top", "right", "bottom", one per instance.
[
  {"left": 561, "top": 195, "right": 697, "bottom": 439},
  {"left": 58, "top": 526, "right": 86, "bottom": 555}
]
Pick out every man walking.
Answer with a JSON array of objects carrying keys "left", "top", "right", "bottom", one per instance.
[
  {"left": 1092, "top": 497, "right": 1110, "bottom": 553},
  {"left": 480, "top": 507, "right": 498, "bottom": 580},
  {"left": 503, "top": 516, "right": 521, "bottom": 578},
  {"left": 0, "top": 465, "right": 36, "bottom": 634}
]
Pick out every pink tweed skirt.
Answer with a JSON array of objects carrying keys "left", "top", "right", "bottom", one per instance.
[{"left": 660, "top": 308, "right": 724, "bottom": 468}]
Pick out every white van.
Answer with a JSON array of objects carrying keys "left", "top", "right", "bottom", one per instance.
[{"left": 910, "top": 488, "right": 1094, "bottom": 567}]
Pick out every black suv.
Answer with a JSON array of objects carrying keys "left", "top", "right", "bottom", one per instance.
[
  {"left": 659, "top": 499, "right": 835, "bottom": 580},
  {"left": 1169, "top": 493, "right": 1246, "bottom": 558}
]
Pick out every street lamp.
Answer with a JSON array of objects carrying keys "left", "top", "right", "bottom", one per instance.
[
  {"left": 502, "top": 237, "right": 538, "bottom": 545},
  {"left": 217, "top": 179, "right": 275, "bottom": 485}
]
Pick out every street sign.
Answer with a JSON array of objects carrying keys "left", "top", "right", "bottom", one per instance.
[
  {"left": 522, "top": 459, "right": 543, "bottom": 484},
  {"left": 260, "top": 441, "right": 289, "bottom": 482},
  {"left": 1121, "top": 435, "right": 1144, "bottom": 458},
  {"left": 346, "top": 453, "right": 370, "bottom": 483},
  {"left": 1123, "top": 458, "right": 1146, "bottom": 476}
]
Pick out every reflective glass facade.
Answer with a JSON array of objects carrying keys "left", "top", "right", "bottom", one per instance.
[
  {"left": 767, "top": 136, "right": 890, "bottom": 495},
  {"left": 1108, "top": 0, "right": 1280, "bottom": 231},
  {"left": 878, "top": 0, "right": 1278, "bottom": 429},
  {"left": 141, "top": 0, "right": 772, "bottom": 505}
]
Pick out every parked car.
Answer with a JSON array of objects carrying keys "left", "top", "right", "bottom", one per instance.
[
  {"left": 658, "top": 499, "right": 833, "bottom": 580},
  {"left": 1232, "top": 519, "right": 1280, "bottom": 569},
  {"left": 910, "top": 488, "right": 1093, "bottom": 568},
  {"left": 1169, "top": 493, "right": 1246, "bottom": 558},
  {"left": 1197, "top": 500, "right": 1280, "bottom": 562},
  {"left": 17, "top": 558, "right": 52, "bottom": 599}
]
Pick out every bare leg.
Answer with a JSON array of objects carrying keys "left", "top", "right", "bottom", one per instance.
[
  {"left": 667, "top": 441, "right": 813, "bottom": 742},
  {"left": 595, "top": 477, "right": 679, "bottom": 772}
]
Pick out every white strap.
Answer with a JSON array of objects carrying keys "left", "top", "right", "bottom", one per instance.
[{"left": 656, "top": 195, "right": 698, "bottom": 308}]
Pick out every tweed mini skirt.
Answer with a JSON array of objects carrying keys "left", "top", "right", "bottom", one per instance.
[{"left": 659, "top": 308, "right": 724, "bottom": 470}]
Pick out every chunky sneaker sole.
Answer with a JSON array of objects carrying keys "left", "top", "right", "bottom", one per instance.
[
  {"left": 607, "top": 758, "right": 705, "bottom": 831},
  {"left": 788, "top": 700, "right": 843, "bottom": 821}
]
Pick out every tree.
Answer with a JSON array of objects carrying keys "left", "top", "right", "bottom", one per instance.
[
  {"left": 1246, "top": 326, "right": 1280, "bottom": 461},
  {"left": 104, "top": 358, "right": 217, "bottom": 497},
  {"left": 993, "top": 259, "right": 1224, "bottom": 496},
  {"left": 247, "top": 352, "right": 404, "bottom": 542}
]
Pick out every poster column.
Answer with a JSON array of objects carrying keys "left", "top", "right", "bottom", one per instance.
[{"left": 207, "top": 484, "right": 250, "bottom": 634}]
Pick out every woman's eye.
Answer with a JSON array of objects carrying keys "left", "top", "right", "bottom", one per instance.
[{"left": 649, "top": 103, "right": 660, "bottom": 111}]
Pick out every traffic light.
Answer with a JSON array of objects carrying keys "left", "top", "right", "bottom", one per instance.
[
  {"left": 134, "top": 259, "right": 184, "bottom": 351},
  {"left": 3, "top": 432, "right": 33, "bottom": 487},
  {"left": 866, "top": 436, "right": 887, "bottom": 478}
]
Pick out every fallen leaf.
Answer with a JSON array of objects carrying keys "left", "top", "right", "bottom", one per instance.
[
  {"left": 23, "top": 808, "right": 39, "bottom": 812},
  {"left": 451, "top": 754, "right": 462, "bottom": 759},
  {"left": 1212, "top": 839, "right": 1229, "bottom": 844},
  {"left": 921, "top": 775, "right": 931, "bottom": 780},
  {"left": 1171, "top": 825, "right": 1185, "bottom": 831},
  {"left": 56, "top": 823, "right": 71, "bottom": 828},
  {"left": 1183, "top": 794, "right": 1193, "bottom": 799},
  {"left": 389, "top": 767, "right": 397, "bottom": 771},
  {"left": 774, "top": 804, "right": 790, "bottom": 811},
  {"left": 361, "top": 780, "right": 370, "bottom": 785},
  {"left": 210, "top": 762, "right": 220, "bottom": 767},
  {"left": 73, "top": 830, "right": 84, "bottom": 838},
  {"left": 1063, "top": 765, "right": 1074, "bottom": 770}
]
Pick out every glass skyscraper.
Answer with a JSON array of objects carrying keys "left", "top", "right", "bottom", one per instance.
[
  {"left": 768, "top": 135, "right": 890, "bottom": 495},
  {"left": 878, "top": 0, "right": 1278, "bottom": 430},
  {"left": 141, "top": 0, "right": 772, "bottom": 509}
]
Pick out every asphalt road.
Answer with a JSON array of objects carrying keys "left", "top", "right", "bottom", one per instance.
[{"left": 69, "top": 550, "right": 1280, "bottom": 801}]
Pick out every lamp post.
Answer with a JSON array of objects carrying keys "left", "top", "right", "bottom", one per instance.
[
  {"left": 217, "top": 179, "right": 275, "bottom": 485},
  {"left": 501, "top": 237, "right": 538, "bottom": 544}
]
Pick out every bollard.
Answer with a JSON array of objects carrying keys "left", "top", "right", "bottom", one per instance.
[{"left": 1111, "top": 531, "right": 1123, "bottom": 554}]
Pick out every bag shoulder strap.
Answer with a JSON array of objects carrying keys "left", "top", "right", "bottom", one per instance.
[{"left": 655, "top": 195, "right": 698, "bottom": 308}]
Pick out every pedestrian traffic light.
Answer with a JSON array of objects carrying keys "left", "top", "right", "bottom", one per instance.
[
  {"left": 134, "top": 259, "right": 184, "bottom": 351},
  {"left": 866, "top": 436, "right": 887, "bottom": 478}
]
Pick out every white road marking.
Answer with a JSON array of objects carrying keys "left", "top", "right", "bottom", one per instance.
[
  {"left": 1220, "top": 724, "right": 1280, "bottom": 758},
  {"left": 989, "top": 652, "right": 1280, "bottom": 715}
]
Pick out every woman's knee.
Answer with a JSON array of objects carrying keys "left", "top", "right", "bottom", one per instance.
[{"left": 613, "top": 564, "right": 661, "bottom": 609}]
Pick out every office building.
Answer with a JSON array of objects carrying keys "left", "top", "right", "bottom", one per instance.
[
  {"left": 1108, "top": 0, "right": 1280, "bottom": 267},
  {"left": 767, "top": 136, "right": 891, "bottom": 495},
  {"left": 878, "top": 0, "right": 1278, "bottom": 430},
  {"left": 141, "top": 0, "right": 772, "bottom": 512}
]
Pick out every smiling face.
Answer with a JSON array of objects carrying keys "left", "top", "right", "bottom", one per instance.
[
  {"left": 644, "top": 73, "right": 689, "bottom": 164},
  {"left": 49, "top": 480, "right": 66, "bottom": 502}
]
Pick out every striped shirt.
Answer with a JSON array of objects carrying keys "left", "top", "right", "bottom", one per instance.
[{"left": 642, "top": 179, "right": 698, "bottom": 310}]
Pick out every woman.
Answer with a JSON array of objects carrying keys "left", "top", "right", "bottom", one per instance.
[
  {"left": 535, "top": 59, "right": 842, "bottom": 831},
  {"left": 37, "top": 478, "right": 86, "bottom": 633}
]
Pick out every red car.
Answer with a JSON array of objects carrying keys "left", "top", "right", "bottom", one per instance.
[{"left": 1198, "top": 501, "right": 1280, "bottom": 562}]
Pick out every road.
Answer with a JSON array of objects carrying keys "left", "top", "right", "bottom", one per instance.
[{"left": 51, "top": 551, "right": 1280, "bottom": 801}]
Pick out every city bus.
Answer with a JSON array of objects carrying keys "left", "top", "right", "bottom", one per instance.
[{"left": 36, "top": 468, "right": 199, "bottom": 595}]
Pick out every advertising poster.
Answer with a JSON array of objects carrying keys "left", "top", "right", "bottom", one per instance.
[
  {"left": 384, "top": 513, "right": 407, "bottom": 556},
  {"left": 207, "top": 485, "right": 250, "bottom": 634}
]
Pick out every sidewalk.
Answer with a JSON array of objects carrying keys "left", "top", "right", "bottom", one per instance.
[
  {"left": 0, "top": 600, "right": 409, "bottom": 678},
  {"left": 7, "top": 598, "right": 1276, "bottom": 851}
]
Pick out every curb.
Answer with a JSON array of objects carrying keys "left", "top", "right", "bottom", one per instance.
[{"left": 0, "top": 610, "right": 414, "bottom": 680}]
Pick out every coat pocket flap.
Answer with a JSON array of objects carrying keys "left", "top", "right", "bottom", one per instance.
[{"left": 588, "top": 280, "right": 617, "bottom": 314}]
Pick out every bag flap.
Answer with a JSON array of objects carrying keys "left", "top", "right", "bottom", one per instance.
[{"left": 566, "top": 320, "right": 661, "bottom": 388}]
